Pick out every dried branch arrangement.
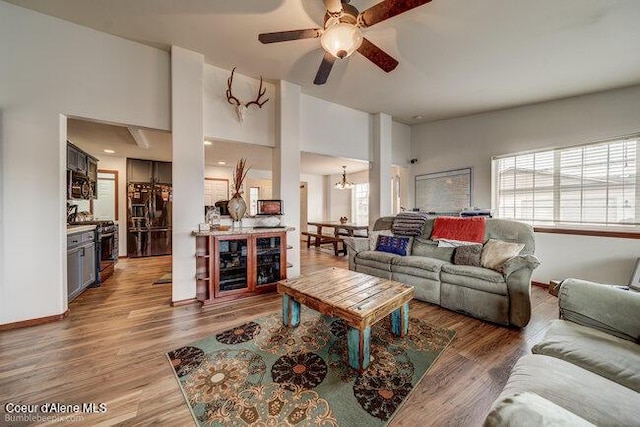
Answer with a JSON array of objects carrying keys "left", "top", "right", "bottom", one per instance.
[{"left": 232, "top": 158, "right": 251, "bottom": 195}]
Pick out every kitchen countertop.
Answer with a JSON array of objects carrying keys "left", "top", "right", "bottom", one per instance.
[
  {"left": 66, "top": 224, "right": 97, "bottom": 234},
  {"left": 193, "top": 226, "right": 295, "bottom": 236}
]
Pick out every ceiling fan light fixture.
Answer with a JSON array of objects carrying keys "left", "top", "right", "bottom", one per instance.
[{"left": 320, "top": 22, "right": 363, "bottom": 59}]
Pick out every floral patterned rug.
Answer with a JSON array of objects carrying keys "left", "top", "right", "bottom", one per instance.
[{"left": 167, "top": 308, "right": 455, "bottom": 426}]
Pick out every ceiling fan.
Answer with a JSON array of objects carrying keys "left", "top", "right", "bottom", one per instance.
[{"left": 258, "top": 0, "right": 432, "bottom": 85}]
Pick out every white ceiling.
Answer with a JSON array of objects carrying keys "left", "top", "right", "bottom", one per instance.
[
  {"left": 8, "top": 0, "right": 640, "bottom": 124},
  {"left": 67, "top": 119, "right": 369, "bottom": 175}
]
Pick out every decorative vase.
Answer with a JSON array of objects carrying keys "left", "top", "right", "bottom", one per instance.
[{"left": 227, "top": 192, "right": 247, "bottom": 221}]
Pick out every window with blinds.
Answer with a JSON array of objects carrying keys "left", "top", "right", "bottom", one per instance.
[{"left": 493, "top": 135, "right": 639, "bottom": 227}]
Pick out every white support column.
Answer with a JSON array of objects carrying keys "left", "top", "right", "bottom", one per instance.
[
  {"left": 273, "top": 81, "right": 301, "bottom": 279},
  {"left": 171, "top": 46, "right": 204, "bottom": 302},
  {"left": 369, "top": 113, "right": 393, "bottom": 224},
  {"left": 323, "top": 175, "right": 332, "bottom": 220}
]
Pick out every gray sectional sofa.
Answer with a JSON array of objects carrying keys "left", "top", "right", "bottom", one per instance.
[
  {"left": 343, "top": 216, "right": 540, "bottom": 327},
  {"left": 485, "top": 278, "right": 640, "bottom": 426}
]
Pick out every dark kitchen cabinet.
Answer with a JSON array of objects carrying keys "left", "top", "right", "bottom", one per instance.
[
  {"left": 67, "top": 142, "right": 98, "bottom": 200},
  {"left": 153, "top": 161, "right": 172, "bottom": 184},
  {"left": 128, "top": 159, "right": 153, "bottom": 183},
  {"left": 76, "top": 152, "right": 88, "bottom": 175},
  {"left": 67, "top": 144, "right": 79, "bottom": 171},
  {"left": 127, "top": 159, "right": 172, "bottom": 183},
  {"left": 67, "top": 141, "right": 95, "bottom": 176},
  {"left": 87, "top": 157, "right": 98, "bottom": 182}
]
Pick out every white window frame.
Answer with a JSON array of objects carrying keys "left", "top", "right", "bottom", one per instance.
[
  {"left": 351, "top": 183, "right": 369, "bottom": 225},
  {"left": 492, "top": 134, "right": 640, "bottom": 229}
]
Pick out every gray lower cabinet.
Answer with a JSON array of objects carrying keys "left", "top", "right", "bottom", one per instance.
[
  {"left": 80, "top": 242, "right": 96, "bottom": 288},
  {"left": 67, "top": 246, "right": 82, "bottom": 299},
  {"left": 67, "top": 230, "right": 96, "bottom": 301}
]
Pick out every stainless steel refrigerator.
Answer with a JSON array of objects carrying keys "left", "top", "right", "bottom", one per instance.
[{"left": 127, "top": 183, "right": 172, "bottom": 257}]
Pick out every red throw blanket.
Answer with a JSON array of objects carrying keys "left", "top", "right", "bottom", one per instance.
[{"left": 431, "top": 216, "right": 486, "bottom": 243}]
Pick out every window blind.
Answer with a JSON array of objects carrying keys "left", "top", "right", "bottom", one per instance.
[{"left": 493, "top": 135, "right": 639, "bottom": 227}]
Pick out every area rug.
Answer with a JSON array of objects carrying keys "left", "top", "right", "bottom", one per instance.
[
  {"left": 167, "top": 308, "right": 455, "bottom": 426},
  {"left": 153, "top": 273, "right": 172, "bottom": 284}
]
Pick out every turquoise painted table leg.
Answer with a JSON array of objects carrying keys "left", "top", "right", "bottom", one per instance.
[
  {"left": 347, "top": 326, "right": 371, "bottom": 372},
  {"left": 391, "top": 302, "right": 410, "bottom": 337},
  {"left": 282, "top": 294, "right": 300, "bottom": 327}
]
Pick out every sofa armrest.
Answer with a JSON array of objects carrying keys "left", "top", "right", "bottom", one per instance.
[
  {"left": 502, "top": 255, "right": 540, "bottom": 328},
  {"left": 559, "top": 278, "right": 640, "bottom": 343},
  {"left": 502, "top": 255, "right": 540, "bottom": 278},
  {"left": 343, "top": 237, "right": 370, "bottom": 271},
  {"left": 484, "top": 392, "right": 595, "bottom": 427}
]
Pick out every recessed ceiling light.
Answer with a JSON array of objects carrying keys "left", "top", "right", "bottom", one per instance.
[
  {"left": 204, "top": 141, "right": 212, "bottom": 146},
  {"left": 217, "top": 161, "right": 226, "bottom": 165},
  {"left": 103, "top": 149, "right": 115, "bottom": 154},
  {"left": 412, "top": 115, "right": 423, "bottom": 120}
]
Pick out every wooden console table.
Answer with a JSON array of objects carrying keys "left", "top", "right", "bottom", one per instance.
[{"left": 193, "top": 227, "right": 293, "bottom": 305}]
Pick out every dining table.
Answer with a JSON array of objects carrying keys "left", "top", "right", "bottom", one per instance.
[
  {"left": 307, "top": 221, "right": 369, "bottom": 238},
  {"left": 305, "top": 221, "right": 369, "bottom": 256}
]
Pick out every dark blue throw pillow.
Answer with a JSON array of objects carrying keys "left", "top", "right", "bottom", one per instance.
[{"left": 376, "top": 235, "right": 410, "bottom": 256}]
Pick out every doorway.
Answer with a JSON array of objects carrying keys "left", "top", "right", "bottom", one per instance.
[
  {"left": 93, "top": 170, "right": 118, "bottom": 221},
  {"left": 66, "top": 118, "right": 173, "bottom": 295}
]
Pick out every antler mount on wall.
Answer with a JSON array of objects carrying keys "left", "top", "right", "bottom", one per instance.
[{"left": 226, "top": 67, "right": 269, "bottom": 123}]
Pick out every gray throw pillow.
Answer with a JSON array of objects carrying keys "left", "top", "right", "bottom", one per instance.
[{"left": 454, "top": 244, "right": 483, "bottom": 267}]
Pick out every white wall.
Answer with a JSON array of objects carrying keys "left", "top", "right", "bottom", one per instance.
[
  {"left": 392, "top": 121, "right": 411, "bottom": 167},
  {"left": 411, "top": 85, "right": 640, "bottom": 209},
  {"left": 205, "top": 165, "right": 234, "bottom": 183},
  {"left": 300, "top": 173, "right": 325, "bottom": 224},
  {"left": 535, "top": 233, "right": 639, "bottom": 285},
  {"left": 411, "top": 85, "right": 640, "bottom": 284},
  {"left": 0, "top": 2, "right": 171, "bottom": 325},
  {"left": 203, "top": 64, "right": 276, "bottom": 147},
  {"left": 300, "top": 94, "right": 371, "bottom": 161},
  {"left": 327, "top": 170, "right": 369, "bottom": 222}
]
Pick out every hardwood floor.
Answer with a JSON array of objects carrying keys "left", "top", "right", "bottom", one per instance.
[{"left": 0, "top": 245, "right": 557, "bottom": 426}]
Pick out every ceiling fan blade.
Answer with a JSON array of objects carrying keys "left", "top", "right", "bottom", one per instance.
[
  {"left": 324, "top": 0, "right": 343, "bottom": 14},
  {"left": 258, "top": 28, "right": 322, "bottom": 44},
  {"left": 359, "top": 0, "right": 432, "bottom": 28},
  {"left": 357, "top": 38, "right": 398, "bottom": 73},
  {"left": 314, "top": 52, "right": 336, "bottom": 85}
]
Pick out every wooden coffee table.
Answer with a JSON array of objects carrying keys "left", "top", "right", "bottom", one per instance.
[{"left": 277, "top": 267, "right": 414, "bottom": 372}]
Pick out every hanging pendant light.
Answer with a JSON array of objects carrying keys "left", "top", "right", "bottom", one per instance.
[{"left": 334, "top": 166, "right": 354, "bottom": 190}]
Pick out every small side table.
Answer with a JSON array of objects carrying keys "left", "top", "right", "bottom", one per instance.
[{"left": 549, "top": 279, "right": 562, "bottom": 297}]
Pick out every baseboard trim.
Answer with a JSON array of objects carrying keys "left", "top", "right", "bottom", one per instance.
[
  {"left": 531, "top": 280, "right": 549, "bottom": 289},
  {"left": 0, "top": 310, "right": 70, "bottom": 331},
  {"left": 170, "top": 298, "right": 199, "bottom": 307}
]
